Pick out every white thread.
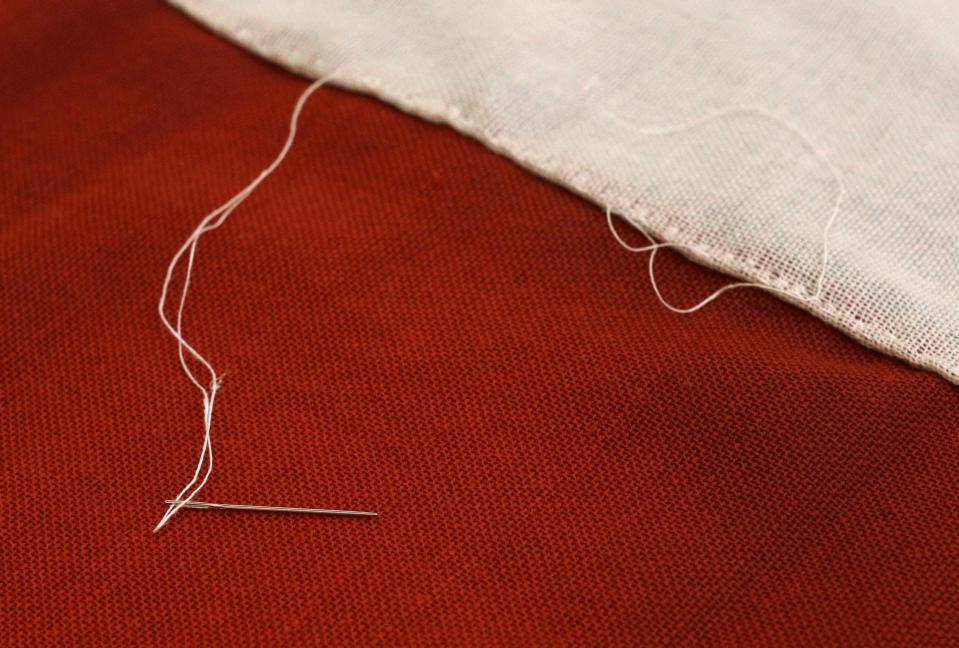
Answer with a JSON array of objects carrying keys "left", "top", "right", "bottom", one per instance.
[
  {"left": 607, "top": 107, "right": 844, "bottom": 313},
  {"left": 151, "top": 93, "right": 840, "bottom": 531},
  {"left": 153, "top": 77, "right": 332, "bottom": 533}
]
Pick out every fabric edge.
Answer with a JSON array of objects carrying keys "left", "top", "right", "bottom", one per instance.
[{"left": 164, "top": 0, "right": 959, "bottom": 386}]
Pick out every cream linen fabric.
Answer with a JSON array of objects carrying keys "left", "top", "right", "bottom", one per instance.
[{"left": 168, "top": 0, "right": 959, "bottom": 384}]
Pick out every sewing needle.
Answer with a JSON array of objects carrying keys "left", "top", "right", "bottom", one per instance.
[{"left": 164, "top": 500, "right": 377, "bottom": 517}]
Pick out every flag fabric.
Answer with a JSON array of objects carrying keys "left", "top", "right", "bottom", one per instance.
[
  {"left": 170, "top": 0, "right": 959, "bottom": 386},
  {"left": 2, "top": 2, "right": 957, "bottom": 645}
]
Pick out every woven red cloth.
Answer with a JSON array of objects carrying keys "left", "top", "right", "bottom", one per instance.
[{"left": 3, "top": 2, "right": 957, "bottom": 645}]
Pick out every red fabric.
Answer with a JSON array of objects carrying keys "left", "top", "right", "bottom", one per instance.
[{"left": 3, "top": 2, "right": 958, "bottom": 645}]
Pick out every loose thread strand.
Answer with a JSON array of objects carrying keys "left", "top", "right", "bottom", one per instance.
[
  {"left": 154, "top": 77, "right": 332, "bottom": 533},
  {"left": 606, "top": 106, "right": 844, "bottom": 312}
]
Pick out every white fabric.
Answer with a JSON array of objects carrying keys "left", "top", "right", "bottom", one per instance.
[{"left": 169, "top": 0, "right": 959, "bottom": 384}]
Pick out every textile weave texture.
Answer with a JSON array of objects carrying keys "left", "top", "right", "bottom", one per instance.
[
  {"left": 2, "top": 2, "right": 958, "bottom": 646},
  {"left": 170, "top": 0, "right": 959, "bottom": 384}
]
